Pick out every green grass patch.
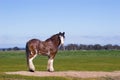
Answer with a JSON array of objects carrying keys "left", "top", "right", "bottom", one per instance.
[
  {"left": 1, "top": 50, "right": 120, "bottom": 72},
  {"left": 55, "top": 50, "right": 120, "bottom": 71},
  {"left": 0, "top": 50, "right": 120, "bottom": 80},
  {"left": 0, "top": 73, "right": 74, "bottom": 80}
]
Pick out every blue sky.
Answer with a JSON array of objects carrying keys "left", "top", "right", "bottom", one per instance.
[{"left": 0, "top": 0, "right": 120, "bottom": 48}]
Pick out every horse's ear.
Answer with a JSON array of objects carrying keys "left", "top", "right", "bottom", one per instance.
[
  {"left": 63, "top": 32, "right": 65, "bottom": 35},
  {"left": 59, "top": 32, "right": 61, "bottom": 34}
]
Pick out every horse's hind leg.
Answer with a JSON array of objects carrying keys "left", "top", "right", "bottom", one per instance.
[{"left": 27, "top": 50, "right": 37, "bottom": 72}]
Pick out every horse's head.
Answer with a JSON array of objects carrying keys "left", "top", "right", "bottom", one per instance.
[{"left": 58, "top": 32, "right": 65, "bottom": 45}]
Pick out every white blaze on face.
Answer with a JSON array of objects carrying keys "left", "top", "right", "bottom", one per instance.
[{"left": 60, "top": 36, "right": 64, "bottom": 45}]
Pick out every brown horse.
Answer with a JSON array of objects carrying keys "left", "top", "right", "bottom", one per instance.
[{"left": 26, "top": 32, "right": 65, "bottom": 72}]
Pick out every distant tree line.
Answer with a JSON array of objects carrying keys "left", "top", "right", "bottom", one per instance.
[
  {"left": 60, "top": 44, "right": 120, "bottom": 50},
  {"left": 0, "top": 46, "right": 25, "bottom": 51},
  {"left": 1, "top": 44, "right": 120, "bottom": 51}
]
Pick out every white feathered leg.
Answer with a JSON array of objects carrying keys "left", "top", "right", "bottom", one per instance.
[
  {"left": 47, "top": 59, "right": 54, "bottom": 72},
  {"left": 28, "top": 53, "right": 37, "bottom": 72}
]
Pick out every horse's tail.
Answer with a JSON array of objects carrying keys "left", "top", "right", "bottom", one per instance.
[
  {"left": 25, "top": 42, "right": 30, "bottom": 70},
  {"left": 26, "top": 42, "right": 37, "bottom": 72}
]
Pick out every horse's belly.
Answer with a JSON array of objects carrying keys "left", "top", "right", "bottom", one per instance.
[{"left": 38, "top": 50, "right": 50, "bottom": 56}]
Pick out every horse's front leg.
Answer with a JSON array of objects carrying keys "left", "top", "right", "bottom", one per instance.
[{"left": 47, "top": 58, "right": 54, "bottom": 72}]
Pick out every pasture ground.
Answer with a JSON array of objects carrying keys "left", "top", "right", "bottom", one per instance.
[
  {"left": 5, "top": 71, "right": 120, "bottom": 78},
  {"left": 0, "top": 50, "right": 120, "bottom": 80}
]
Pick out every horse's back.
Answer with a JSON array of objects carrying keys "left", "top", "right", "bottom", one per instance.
[{"left": 27, "top": 39, "right": 40, "bottom": 44}]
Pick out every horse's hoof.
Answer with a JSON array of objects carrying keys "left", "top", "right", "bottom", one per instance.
[
  {"left": 29, "top": 69, "right": 35, "bottom": 72},
  {"left": 47, "top": 69, "right": 54, "bottom": 72}
]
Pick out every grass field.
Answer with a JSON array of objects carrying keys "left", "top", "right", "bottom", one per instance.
[{"left": 0, "top": 50, "right": 120, "bottom": 80}]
